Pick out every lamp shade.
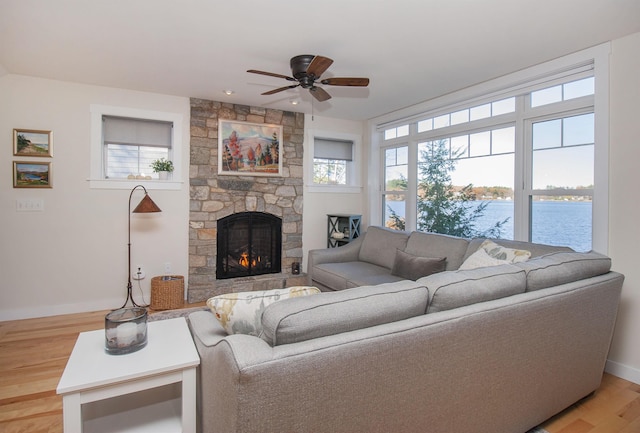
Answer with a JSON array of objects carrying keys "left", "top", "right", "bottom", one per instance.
[{"left": 132, "top": 193, "right": 161, "bottom": 213}]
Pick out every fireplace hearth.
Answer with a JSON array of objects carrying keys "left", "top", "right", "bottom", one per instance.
[{"left": 216, "top": 212, "right": 282, "bottom": 280}]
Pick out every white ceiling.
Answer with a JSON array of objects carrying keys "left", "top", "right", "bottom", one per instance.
[{"left": 1, "top": 0, "right": 639, "bottom": 121}]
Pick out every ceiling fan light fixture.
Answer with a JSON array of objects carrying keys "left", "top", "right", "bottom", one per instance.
[{"left": 247, "top": 54, "right": 369, "bottom": 103}]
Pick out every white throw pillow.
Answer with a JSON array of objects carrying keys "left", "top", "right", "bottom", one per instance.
[
  {"left": 207, "top": 286, "right": 320, "bottom": 336},
  {"left": 459, "top": 240, "right": 531, "bottom": 270}
]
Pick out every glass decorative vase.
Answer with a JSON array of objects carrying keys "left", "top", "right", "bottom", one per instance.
[{"left": 104, "top": 307, "right": 148, "bottom": 355}]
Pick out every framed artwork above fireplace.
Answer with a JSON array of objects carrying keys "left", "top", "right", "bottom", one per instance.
[{"left": 218, "top": 119, "right": 283, "bottom": 176}]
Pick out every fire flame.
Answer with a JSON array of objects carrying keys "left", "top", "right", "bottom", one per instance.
[{"left": 239, "top": 252, "right": 261, "bottom": 268}]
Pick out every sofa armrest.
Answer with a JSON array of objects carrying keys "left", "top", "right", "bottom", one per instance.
[
  {"left": 307, "top": 236, "right": 364, "bottom": 284},
  {"left": 187, "top": 310, "right": 227, "bottom": 347}
]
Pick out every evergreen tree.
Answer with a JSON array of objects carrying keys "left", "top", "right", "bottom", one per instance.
[
  {"left": 387, "top": 139, "right": 508, "bottom": 238},
  {"left": 16, "top": 134, "right": 29, "bottom": 153}
]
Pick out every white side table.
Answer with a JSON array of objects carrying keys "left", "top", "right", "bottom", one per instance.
[{"left": 57, "top": 317, "right": 200, "bottom": 433}]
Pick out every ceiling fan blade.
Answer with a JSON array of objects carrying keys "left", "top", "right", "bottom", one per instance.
[
  {"left": 310, "top": 86, "right": 331, "bottom": 102},
  {"left": 261, "top": 84, "right": 299, "bottom": 95},
  {"left": 306, "top": 56, "right": 333, "bottom": 78},
  {"left": 321, "top": 77, "right": 370, "bottom": 87},
  {"left": 247, "top": 69, "right": 296, "bottom": 81}
]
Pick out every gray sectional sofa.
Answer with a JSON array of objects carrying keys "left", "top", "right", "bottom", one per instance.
[
  {"left": 188, "top": 226, "right": 623, "bottom": 433},
  {"left": 307, "top": 226, "right": 574, "bottom": 291}
]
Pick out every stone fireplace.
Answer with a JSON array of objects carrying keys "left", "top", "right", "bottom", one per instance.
[{"left": 188, "top": 99, "right": 306, "bottom": 302}]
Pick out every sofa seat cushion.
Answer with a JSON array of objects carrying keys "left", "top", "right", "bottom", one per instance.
[
  {"left": 260, "top": 280, "right": 428, "bottom": 346},
  {"left": 459, "top": 239, "right": 531, "bottom": 270},
  {"left": 391, "top": 249, "right": 446, "bottom": 280},
  {"left": 313, "top": 261, "right": 404, "bottom": 291},
  {"left": 358, "top": 226, "right": 409, "bottom": 269},
  {"left": 346, "top": 272, "right": 406, "bottom": 288},
  {"left": 417, "top": 264, "right": 526, "bottom": 313},
  {"left": 516, "top": 251, "right": 612, "bottom": 292},
  {"left": 405, "top": 231, "right": 470, "bottom": 270},
  {"left": 206, "top": 286, "right": 321, "bottom": 336}
]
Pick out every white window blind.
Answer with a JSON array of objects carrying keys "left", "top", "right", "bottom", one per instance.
[
  {"left": 314, "top": 137, "right": 353, "bottom": 161},
  {"left": 103, "top": 116, "right": 172, "bottom": 148}
]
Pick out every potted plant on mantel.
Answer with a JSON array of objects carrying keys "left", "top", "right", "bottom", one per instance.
[{"left": 150, "top": 158, "right": 174, "bottom": 180}]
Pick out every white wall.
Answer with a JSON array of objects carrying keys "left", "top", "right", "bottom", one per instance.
[
  {"left": 302, "top": 114, "right": 366, "bottom": 270},
  {"left": 0, "top": 75, "right": 190, "bottom": 320},
  {"left": 605, "top": 31, "right": 640, "bottom": 384}
]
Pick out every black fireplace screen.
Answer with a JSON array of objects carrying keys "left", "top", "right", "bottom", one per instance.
[{"left": 216, "top": 212, "right": 282, "bottom": 279}]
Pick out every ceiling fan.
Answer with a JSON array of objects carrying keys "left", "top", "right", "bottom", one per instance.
[{"left": 247, "top": 54, "right": 370, "bottom": 102}]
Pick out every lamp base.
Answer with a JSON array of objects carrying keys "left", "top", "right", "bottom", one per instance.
[{"left": 121, "top": 281, "right": 148, "bottom": 309}]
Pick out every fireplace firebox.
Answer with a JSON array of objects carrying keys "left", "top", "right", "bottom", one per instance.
[{"left": 216, "top": 212, "right": 282, "bottom": 279}]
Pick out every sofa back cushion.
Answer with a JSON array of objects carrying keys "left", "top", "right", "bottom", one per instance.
[
  {"left": 260, "top": 280, "right": 428, "bottom": 346},
  {"left": 463, "top": 238, "right": 573, "bottom": 263},
  {"left": 516, "top": 251, "right": 612, "bottom": 292},
  {"left": 358, "top": 226, "right": 409, "bottom": 269},
  {"left": 404, "top": 231, "right": 470, "bottom": 270},
  {"left": 417, "top": 264, "right": 526, "bottom": 313}
]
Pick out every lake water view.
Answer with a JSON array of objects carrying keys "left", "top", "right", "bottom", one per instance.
[{"left": 386, "top": 200, "right": 592, "bottom": 252}]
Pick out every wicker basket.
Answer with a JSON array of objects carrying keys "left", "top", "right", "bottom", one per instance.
[{"left": 150, "top": 275, "right": 184, "bottom": 310}]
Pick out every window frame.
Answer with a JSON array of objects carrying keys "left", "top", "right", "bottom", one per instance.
[
  {"left": 306, "top": 129, "right": 362, "bottom": 193},
  {"left": 368, "top": 43, "right": 610, "bottom": 253},
  {"left": 381, "top": 142, "right": 413, "bottom": 230},
  {"left": 520, "top": 104, "right": 595, "bottom": 248},
  {"left": 89, "top": 104, "right": 183, "bottom": 190}
]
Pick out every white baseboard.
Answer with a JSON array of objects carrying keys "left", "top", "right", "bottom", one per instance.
[
  {"left": 605, "top": 359, "right": 640, "bottom": 385},
  {"left": 0, "top": 297, "right": 126, "bottom": 321}
]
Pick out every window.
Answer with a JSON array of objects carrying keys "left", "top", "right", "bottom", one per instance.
[
  {"left": 90, "top": 105, "right": 183, "bottom": 190},
  {"left": 409, "top": 98, "right": 515, "bottom": 135},
  {"left": 373, "top": 44, "right": 608, "bottom": 253},
  {"left": 383, "top": 146, "right": 408, "bottom": 230},
  {"left": 531, "top": 77, "right": 594, "bottom": 107},
  {"left": 313, "top": 137, "right": 354, "bottom": 186},
  {"left": 103, "top": 116, "right": 172, "bottom": 180},
  {"left": 384, "top": 124, "right": 409, "bottom": 140},
  {"left": 528, "top": 112, "right": 594, "bottom": 251},
  {"left": 415, "top": 127, "right": 516, "bottom": 238}
]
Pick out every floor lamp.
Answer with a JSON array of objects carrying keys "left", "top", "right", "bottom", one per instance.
[{"left": 122, "top": 185, "right": 161, "bottom": 309}]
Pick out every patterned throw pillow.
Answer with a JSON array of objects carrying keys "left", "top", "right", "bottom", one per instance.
[
  {"left": 459, "top": 239, "right": 531, "bottom": 270},
  {"left": 207, "top": 286, "right": 320, "bottom": 336}
]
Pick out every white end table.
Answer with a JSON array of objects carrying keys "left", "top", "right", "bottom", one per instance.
[{"left": 57, "top": 317, "right": 200, "bottom": 433}]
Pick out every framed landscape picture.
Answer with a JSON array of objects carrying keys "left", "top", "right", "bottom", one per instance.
[
  {"left": 13, "top": 129, "right": 53, "bottom": 157},
  {"left": 13, "top": 161, "right": 52, "bottom": 188},
  {"left": 218, "top": 120, "right": 283, "bottom": 176}
]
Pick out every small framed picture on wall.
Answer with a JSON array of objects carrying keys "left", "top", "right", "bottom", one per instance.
[
  {"left": 13, "top": 129, "right": 53, "bottom": 157},
  {"left": 13, "top": 161, "right": 52, "bottom": 188}
]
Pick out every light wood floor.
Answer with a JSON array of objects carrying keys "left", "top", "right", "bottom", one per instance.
[{"left": 1, "top": 307, "right": 639, "bottom": 433}]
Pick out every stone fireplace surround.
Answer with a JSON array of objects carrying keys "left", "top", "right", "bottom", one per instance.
[{"left": 188, "top": 98, "right": 307, "bottom": 302}]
